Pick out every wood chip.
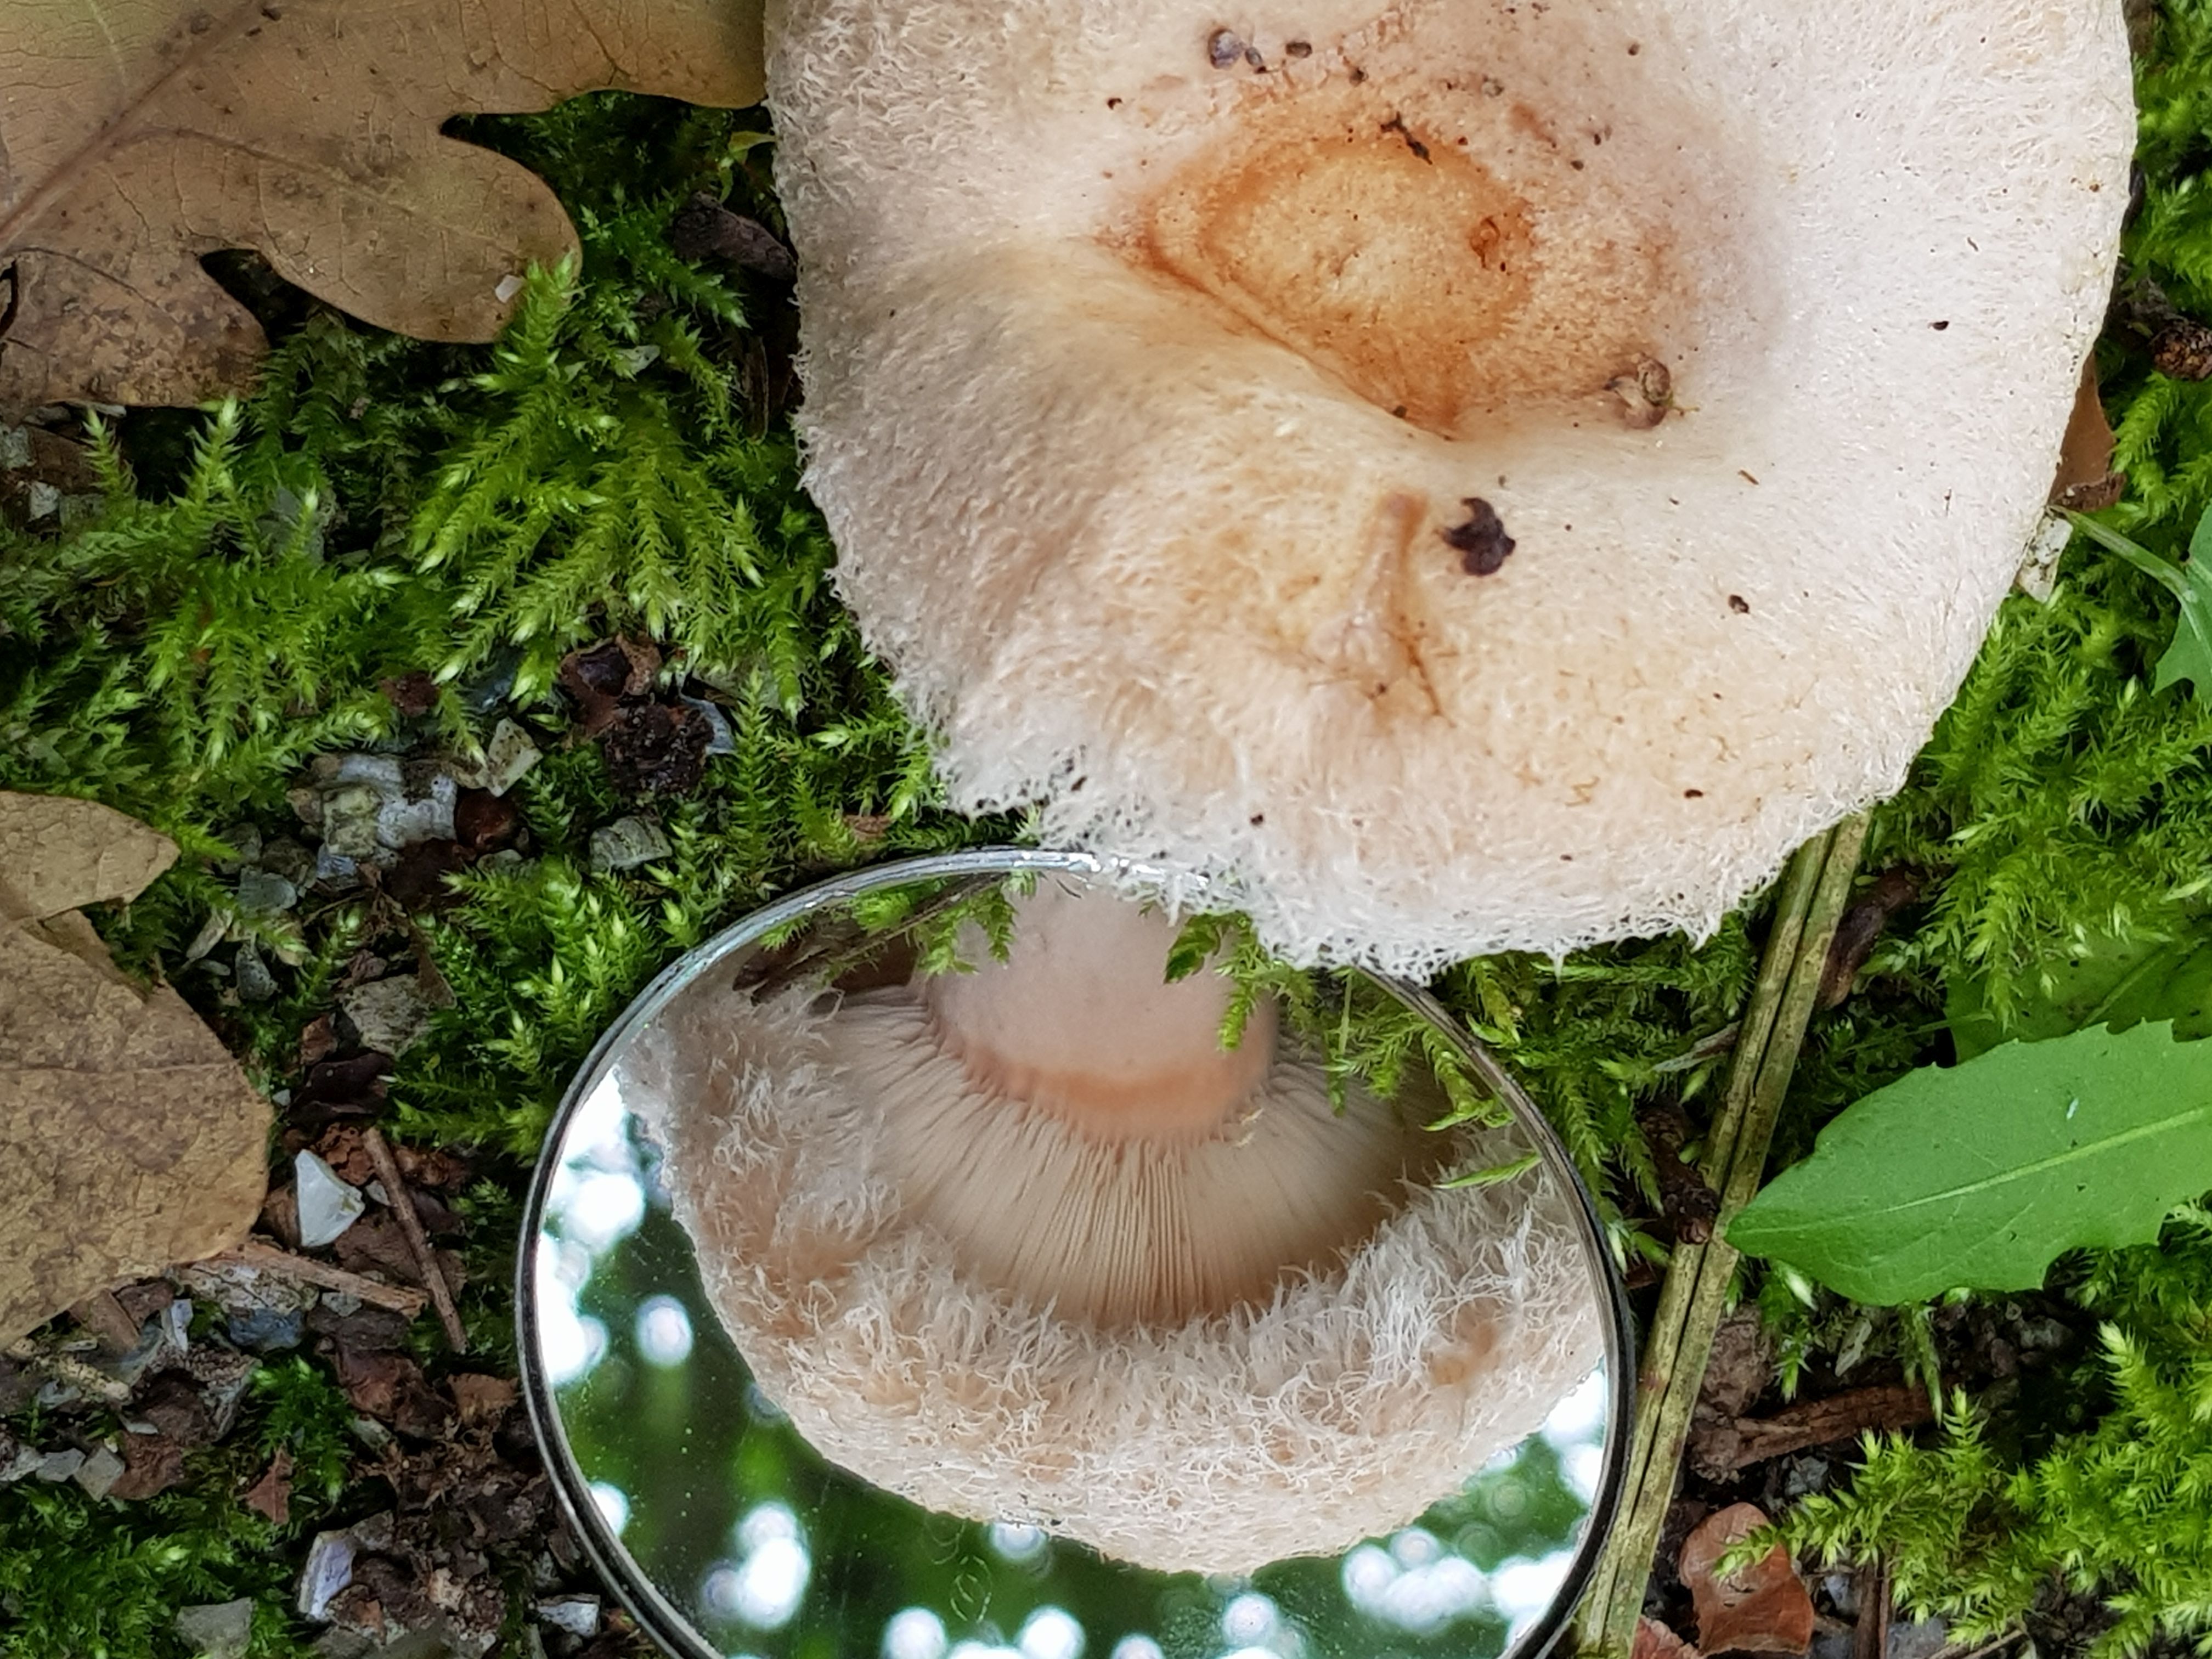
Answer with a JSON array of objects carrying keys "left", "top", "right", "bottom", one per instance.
[
  {"left": 70, "top": 1288, "right": 143, "bottom": 1356},
  {"left": 200, "top": 1238, "right": 427, "bottom": 1318}
]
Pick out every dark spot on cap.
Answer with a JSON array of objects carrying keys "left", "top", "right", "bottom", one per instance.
[
  {"left": 1931, "top": 319, "right": 1950, "bottom": 330},
  {"left": 1380, "top": 114, "right": 1431, "bottom": 161},
  {"left": 1391, "top": 404, "right": 1408, "bottom": 419},
  {"left": 1207, "top": 28, "right": 1245, "bottom": 69},
  {"left": 1285, "top": 39, "right": 1313, "bottom": 57},
  {"left": 1627, "top": 41, "right": 1641, "bottom": 53},
  {"left": 1684, "top": 789, "right": 1705, "bottom": 799},
  {"left": 1728, "top": 594, "right": 1751, "bottom": 614},
  {"left": 1349, "top": 64, "right": 1367, "bottom": 83},
  {"left": 1442, "top": 498, "right": 1516, "bottom": 576},
  {"left": 1107, "top": 96, "right": 1123, "bottom": 108},
  {"left": 1249, "top": 813, "right": 1266, "bottom": 826}
]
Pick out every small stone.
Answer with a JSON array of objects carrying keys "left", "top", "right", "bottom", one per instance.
[
  {"left": 375, "top": 766, "right": 458, "bottom": 849},
  {"left": 295, "top": 1150, "right": 366, "bottom": 1249},
  {"left": 680, "top": 695, "right": 737, "bottom": 755},
  {"left": 452, "top": 719, "right": 542, "bottom": 797},
  {"left": 235, "top": 867, "right": 299, "bottom": 916},
  {"left": 1889, "top": 1620, "right": 1949, "bottom": 1659},
  {"left": 34, "top": 1448, "right": 85, "bottom": 1483},
  {"left": 299, "top": 1528, "right": 358, "bottom": 1621},
  {"left": 174, "top": 1598, "right": 256, "bottom": 1659},
  {"left": 74, "top": 1444, "right": 126, "bottom": 1498},
  {"left": 234, "top": 940, "right": 278, "bottom": 1003},
  {"left": 216, "top": 825, "right": 263, "bottom": 872},
  {"left": 261, "top": 836, "right": 317, "bottom": 888},
  {"left": 227, "top": 1305, "right": 305, "bottom": 1353},
  {"left": 0, "top": 1445, "right": 41, "bottom": 1483},
  {"left": 319, "top": 783, "right": 387, "bottom": 860},
  {"left": 0, "top": 426, "right": 30, "bottom": 468},
  {"left": 589, "top": 815, "right": 671, "bottom": 873},
  {"left": 313, "top": 845, "right": 362, "bottom": 887},
  {"left": 310, "top": 1631, "right": 375, "bottom": 1659},
  {"left": 183, "top": 911, "right": 230, "bottom": 963},
  {"left": 338, "top": 975, "right": 444, "bottom": 1057},
  {"left": 537, "top": 1596, "right": 601, "bottom": 1638},
  {"left": 26, "top": 481, "right": 60, "bottom": 520}
]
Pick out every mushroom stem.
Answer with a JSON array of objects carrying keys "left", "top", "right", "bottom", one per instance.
[{"left": 923, "top": 879, "right": 1276, "bottom": 1144}]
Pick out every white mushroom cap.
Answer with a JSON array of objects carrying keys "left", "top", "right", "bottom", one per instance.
[
  {"left": 627, "top": 879, "right": 1602, "bottom": 1573},
  {"left": 769, "top": 0, "right": 2132, "bottom": 972}
]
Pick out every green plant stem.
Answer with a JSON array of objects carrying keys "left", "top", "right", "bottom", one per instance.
[{"left": 1579, "top": 814, "right": 1869, "bottom": 1656}]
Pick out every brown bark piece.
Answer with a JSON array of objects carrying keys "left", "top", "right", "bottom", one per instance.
[
  {"left": 107, "top": 1431, "right": 187, "bottom": 1500},
  {"left": 1679, "top": 1502, "right": 1816, "bottom": 1657},
  {"left": 0, "top": 0, "right": 764, "bottom": 411},
  {"left": 0, "top": 793, "right": 268, "bottom": 1344},
  {"left": 448, "top": 1373, "right": 518, "bottom": 1427},
  {"left": 1691, "top": 1385, "right": 1935, "bottom": 1478}
]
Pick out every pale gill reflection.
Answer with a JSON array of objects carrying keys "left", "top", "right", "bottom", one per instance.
[{"left": 545, "top": 1076, "right": 1606, "bottom": 1659}]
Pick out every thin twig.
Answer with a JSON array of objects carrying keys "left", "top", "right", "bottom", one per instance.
[
  {"left": 1853, "top": 1558, "right": 1891, "bottom": 1659},
  {"left": 361, "top": 1127, "right": 467, "bottom": 1353},
  {"left": 201, "top": 1238, "right": 428, "bottom": 1318},
  {"left": 1925, "top": 1627, "right": 2027, "bottom": 1659},
  {"left": 1581, "top": 816, "right": 1870, "bottom": 1655}
]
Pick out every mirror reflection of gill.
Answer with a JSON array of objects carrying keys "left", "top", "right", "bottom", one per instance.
[{"left": 520, "top": 850, "right": 1631, "bottom": 1659}]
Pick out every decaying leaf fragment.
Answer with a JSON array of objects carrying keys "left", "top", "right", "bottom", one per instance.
[
  {"left": 0, "top": 792, "right": 269, "bottom": 1344},
  {"left": 1678, "top": 1503, "right": 1815, "bottom": 1658},
  {"left": 0, "top": 0, "right": 765, "bottom": 410}
]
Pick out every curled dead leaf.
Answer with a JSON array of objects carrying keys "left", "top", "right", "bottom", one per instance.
[{"left": 0, "top": 0, "right": 764, "bottom": 409}]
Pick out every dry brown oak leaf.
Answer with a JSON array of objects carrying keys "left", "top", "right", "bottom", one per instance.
[
  {"left": 0, "top": 0, "right": 764, "bottom": 410},
  {"left": 0, "top": 792, "right": 269, "bottom": 1344}
]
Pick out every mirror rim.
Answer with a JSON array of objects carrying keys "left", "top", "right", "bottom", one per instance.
[{"left": 516, "top": 845, "right": 1637, "bottom": 1659}]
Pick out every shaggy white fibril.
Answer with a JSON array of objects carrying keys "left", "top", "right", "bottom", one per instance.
[
  {"left": 628, "top": 985, "right": 1603, "bottom": 1575},
  {"left": 768, "top": 0, "right": 2133, "bottom": 973}
]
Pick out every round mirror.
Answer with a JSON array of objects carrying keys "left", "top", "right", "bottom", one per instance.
[{"left": 518, "top": 850, "right": 1632, "bottom": 1659}]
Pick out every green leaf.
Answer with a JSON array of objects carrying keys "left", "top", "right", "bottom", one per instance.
[
  {"left": 1946, "top": 930, "right": 2212, "bottom": 1059},
  {"left": 1728, "top": 1022, "right": 2212, "bottom": 1305},
  {"left": 2067, "top": 507, "right": 2212, "bottom": 703}
]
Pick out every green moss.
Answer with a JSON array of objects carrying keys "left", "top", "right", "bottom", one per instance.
[{"left": 9, "top": 16, "right": 2212, "bottom": 1649}]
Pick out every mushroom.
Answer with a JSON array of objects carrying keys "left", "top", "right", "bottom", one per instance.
[
  {"left": 766, "top": 0, "right": 2134, "bottom": 972},
  {"left": 627, "top": 875, "right": 1602, "bottom": 1573}
]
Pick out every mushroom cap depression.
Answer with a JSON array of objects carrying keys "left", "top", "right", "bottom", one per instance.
[
  {"left": 768, "top": 0, "right": 2134, "bottom": 973},
  {"left": 626, "top": 879, "right": 1603, "bottom": 1574}
]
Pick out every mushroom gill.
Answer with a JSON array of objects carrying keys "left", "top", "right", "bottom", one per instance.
[
  {"left": 625, "top": 877, "right": 1604, "bottom": 1573},
  {"left": 768, "top": 0, "right": 2134, "bottom": 974},
  {"left": 855, "top": 879, "right": 1431, "bottom": 1326}
]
